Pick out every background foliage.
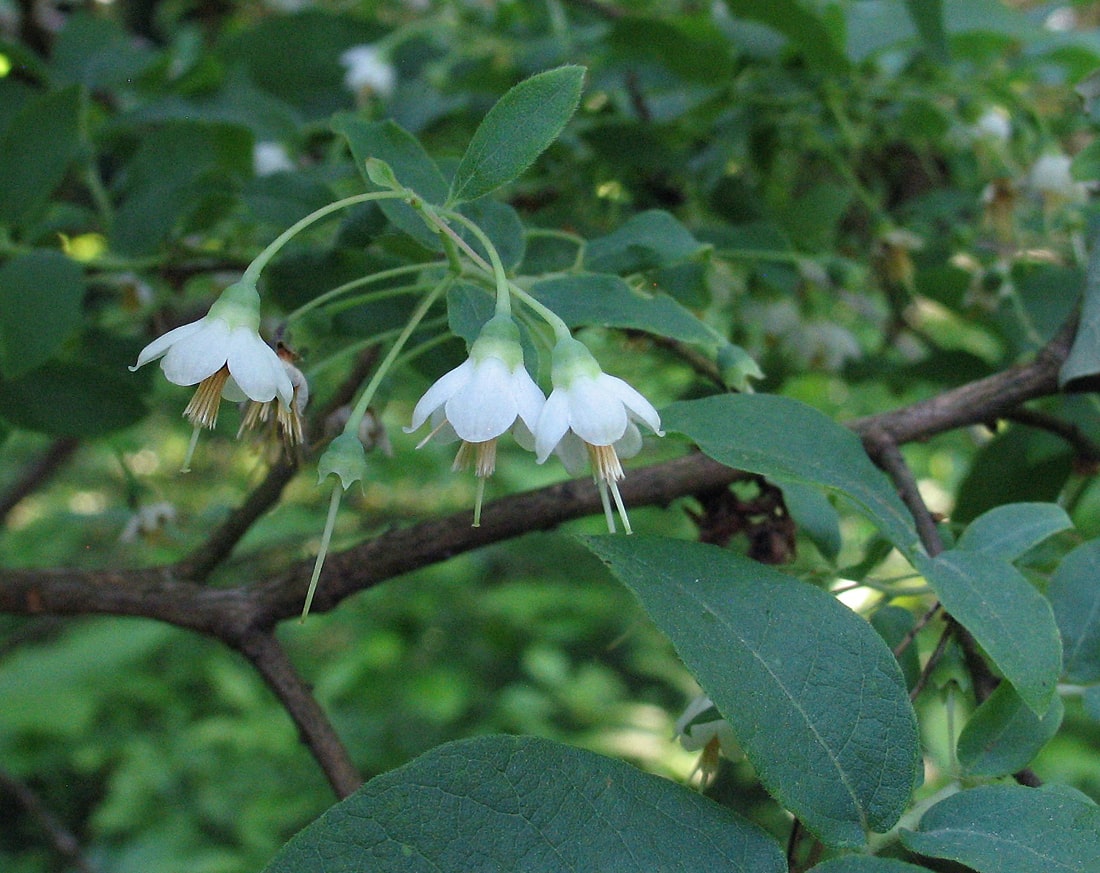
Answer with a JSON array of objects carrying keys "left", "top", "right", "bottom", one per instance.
[{"left": 2, "top": 0, "right": 1100, "bottom": 871}]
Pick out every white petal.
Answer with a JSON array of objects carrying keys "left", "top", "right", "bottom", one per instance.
[
  {"left": 405, "top": 359, "right": 474, "bottom": 433},
  {"left": 614, "top": 421, "right": 643, "bottom": 460},
  {"left": 221, "top": 377, "right": 247, "bottom": 402},
  {"left": 130, "top": 319, "right": 207, "bottom": 371},
  {"left": 510, "top": 366, "right": 546, "bottom": 433},
  {"left": 599, "top": 373, "right": 663, "bottom": 436},
  {"left": 553, "top": 431, "right": 589, "bottom": 476},
  {"left": 534, "top": 390, "right": 572, "bottom": 463},
  {"left": 567, "top": 377, "right": 628, "bottom": 446},
  {"left": 226, "top": 328, "right": 288, "bottom": 402},
  {"left": 160, "top": 319, "right": 231, "bottom": 386},
  {"left": 512, "top": 418, "right": 536, "bottom": 452},
  {"left": 446, "top": 357, "right": 517, "bottom": 442}
]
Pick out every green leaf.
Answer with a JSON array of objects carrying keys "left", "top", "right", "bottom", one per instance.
[
  {"left": 1060, "top": 236, "right": 1100, "bottom": 387},
  {"left": 0, "top": 251, "right": 85, "bottom": 378},
  {"left": 51, "top": 12, "right": 156, "bottom": 89},
  {"left": 112, "top": 121, "right": 252, "bottom": 255},
  {"left": 952, "top": 426, "right": 1073, "bottom": 524},
  {"left": 724, "top": 0, "right": 850, "bottom": 73},
  {"left": 917, "top": 549, "right": 1061, "bottom": 713},
  {"left": 809, "top": 858, "right": 931, "bottom": 873},
  {"left": 956, "top": 682, "right": 1064, "bottom": 777},
  {"left": 955, "top": 502, "right": 1073, "bottom": 560},
  {"left": 530, "top": 274, "right": 717, "bottom": 345},
  {"left": 0, "top": 360, "right": 147, "bottom": 437},
  {"left": 456, "top": 198, "right": 526, "bottom": 271},
  {"left": 449, "top": 66, "right": 585, "bottom": 204},
  {"left": 263, "top": 734, "right": 787, "bottom": 873},
  {"left": 583, "top": 535, "right": 919, "bottom": 848},
  {"left": 900, "top": 784, "right": 1100, "bottom": 873},
  {"left": 0, "top": 86, "right": 82, "bottom": 228},
  {"left": 332, "top": 116, "right": 448, "bottom": 251},
  {"left": 663, "top": 395, "right": 921, "bottom": 558},
  {"left": 904, "top": 0, "right": 948, "bottom": 60},
  {"left": 1048, "top": 539, "right": 1100, "bottom": 683},
  {"left": 870, "top": 605, "right": 921, "bottom": 691},
  {"left": 780, "top": 481, "right": 841, "bottom": 561},
  {"left": 584, "top": 210, "right": 708, "bottom": 274}
]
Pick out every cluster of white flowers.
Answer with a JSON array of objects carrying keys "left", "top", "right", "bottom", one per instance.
[
  {"left": 131, "top": 288, "right": 662, "bottom": 532},
  {"left": 406, "top": 316, "right": 663, "bottom": 531}
]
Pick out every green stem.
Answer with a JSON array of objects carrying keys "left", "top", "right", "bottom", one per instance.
[
  {"left": 343, "top": 275, "right": 454, "bottom": 435},
  {"left": 242, "top": 190, "right": 408, "bottom": 285},
  {"left": 285, "top": 262, "right": 437, "bottom": 323},
  {"left": 440, "top": 209, "right": 512, "bottom": 315},
  {"left": 306, "top": 315, "right": 449, "bottom": 377}
]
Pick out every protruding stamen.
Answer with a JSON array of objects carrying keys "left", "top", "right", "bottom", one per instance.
[
  {"left": 472, "top": 477, "right": 486, "bottom": 527},
  {"left": 184, "top": 366, "right": 231, "bottom": 429},
  {"left": 596, "top": 477, "right": 616, "bottom": 534},
  {"left": 587, "top": 442, "right": 624, "bottom": 483},
  {"left": 180, "top": 424, "right": 203, "bottom": 473},
  {"left": 416, "top": 418, "right": 450, "bottom": 450},
  {"left": 452, "top": 439, "right": 497, "bottom": 478},
  {"left": 608, "top": 476, "right": 633, "bottom": 535}
]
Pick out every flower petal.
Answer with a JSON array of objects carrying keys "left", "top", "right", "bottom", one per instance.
[
  {"left": 405, "top": 359, "right": 474, "bottom": 433},
  {"left": 599, "top": 373, "right": 663, "bottom": 436},
  {"left": 614, "top": 421, "right": 643, "bottom": 460},
  {"left": 534, "top": 389, "right": 572, "bottom": 463},
  {"left": 447, "top": 357, "right": 517, "bottom": 442},
  {"left": 226, "top": 328, "right": 288, "bottom": 402},
  {"left": 130, "top": 319, "right": 206, "bottom": 371},
  {"left": 567, "top": 376, "right": 628, "bottom": 446},
  {"left": 160, "top": 319, "right": 231, "bottom": 386},
  {"left": 510, "top": 366, "right": 546, "bottom": 433},
  {"left": 553, "top": 431, "right": 588, "bottom": 476}
]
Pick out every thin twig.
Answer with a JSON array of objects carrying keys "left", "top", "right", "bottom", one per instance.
[
  {"left": 861, "top": 425, "right": 945, "bottom": 556},
  {"left": 0, "top": 438, "right": 79, "bottom": 526},
  {"left": 1006, "top": 407, "right": 1100, "bottom": 465},
  {"left": 909, "top": 623, "right": 954, "bottom": 702},
  {"left": 236, "top": 630, "right": 363, "bottom": 798},
  {"left": 0, "top": 768, "right": 97, "bottom": 873}
]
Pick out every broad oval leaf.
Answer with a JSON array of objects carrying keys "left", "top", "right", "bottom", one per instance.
[
  {"left": 1048, "top": 538, "right": 1100, "bottom": 683},
  {"left": 0, "top": 85, "right": 82, "bottom": 227},
  {"left": 262, "top": 734, "right": 786, "bottom": 873},
  {"left": 956, "top": 682, "right": 1064, "bottom": 777},
  {"left": 331, "top": 115, "right": 448, "bottom": 251},
  {"left": 449, "top": 66, "right": 584, "bottom": 204},
  {"left": 663, "top": 395, "right": 921, "bottom": 558},
  {"left": 954, "top": 502, "right": 1072, "bottom": 560},
  {"left": 810, "top": 857, "right": 931, "bottom": 872},
  {"left": 583, "top": 535, "right": 919, "bottom": 848},
  {"left": 900, "top": 784, "right": 1100, "bottom": 873},
  {"left": 0, "top": 251, "right": 85, "bottom": 379},
  {"left": 583, "top": 210, "right": 708, "bottom": 274},
  {"left": 917, "top": 549, "right": 1061, "bottom": 714},
  {"left": 530, "top": 273, "right": 717, "bottom": 345}
]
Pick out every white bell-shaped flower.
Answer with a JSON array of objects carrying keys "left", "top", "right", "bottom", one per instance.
[
  {"left": 130, "top": 281, "right": 294, "bottom": 470},
  {"left": 674, "top": 694, "right": 742, "bottom": 790},
  {"left": 406, "top": 314, "right": 545, "bottom": 525},
  {"left": 533, "top": 335, "right": 663, "bottom": 533}
]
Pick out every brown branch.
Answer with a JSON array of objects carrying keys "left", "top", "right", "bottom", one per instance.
[
  {"left": 0, "top": 438, "right": 79, "bottom": 526},
  {"left": 1006, "top": 407, "right": 1100, "bottom": 465},
  {"left": 847, "top": 312, "right": 1077, "bottom": 444},
  {"left": 0, "top": 768, "right": 97, "bottom": 873},
  {"left": 861, "top": 425, "right": 945, "bottom": 557},
  {"left": 0, "top": 453, "right": 741, "bottom": 634},
  {"left": 236, "top": 630, "right": 362, "bottom": 798}
]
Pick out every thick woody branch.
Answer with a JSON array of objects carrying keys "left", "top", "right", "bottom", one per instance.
[{"left": 235, "top": 630, "right": 363, "bottom": 797}]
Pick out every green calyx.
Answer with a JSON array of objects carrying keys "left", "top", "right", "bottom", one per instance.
[
  {"left": 550, "top": 335, "right": 601, "bottom": 387},
  {"left": 317, "top": 431, "right": 369, "bottom": 492},
  {"left": 207, "top": 281, "right": 262, "bottom": 331},
  {"left": 470, "top": 313, "right": 524, "bottom": 370}
]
